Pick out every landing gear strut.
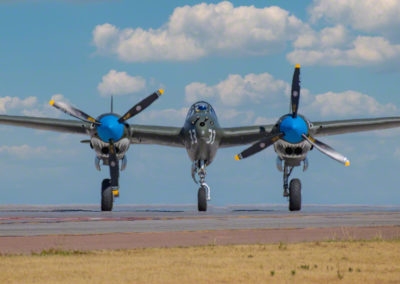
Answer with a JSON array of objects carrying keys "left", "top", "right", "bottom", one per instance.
[
  {"left": 283, "top": 164, "right": 302, "bottom": 211},
  {"left": 192, "top": 160, "right": 211, "bottom": 211},
  {"left": 101, "top": 140, "right": 120, "bottom": 212}
]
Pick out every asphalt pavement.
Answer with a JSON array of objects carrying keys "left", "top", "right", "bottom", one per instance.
[{"left": 0, "top": 204, "right": 399, "bottom": 236}]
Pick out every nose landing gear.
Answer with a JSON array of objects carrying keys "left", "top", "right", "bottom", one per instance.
[{"left": 192, "top": 160, "right": 211, "bottom": 211}]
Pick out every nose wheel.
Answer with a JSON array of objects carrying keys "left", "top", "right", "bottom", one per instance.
[
  {"left": 192, "top": 160, "right": 211, "bottom": 212},
  {"left": 198, "top": 186, "right": 207, "bottom": 211}
]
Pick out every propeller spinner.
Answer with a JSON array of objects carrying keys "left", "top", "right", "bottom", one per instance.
[{"left": 235, "top": 65, "right": 350, "bottom": 166}]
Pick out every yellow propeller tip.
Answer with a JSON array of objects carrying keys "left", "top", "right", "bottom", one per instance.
[
  {"left": 158, "top": 89, "right": 164, "bottom": 95},
  {"left": 345, "top": 161, "right": 350, "bottom": 167},
  {"left": 234, "top": 155, "right": 240, "bottom": 161},
  {"left": 295, "top": 64, "right": 300, "bottom": 69},
  {"left": 49, "top": 100, "right": 55, "bottom": 106}
]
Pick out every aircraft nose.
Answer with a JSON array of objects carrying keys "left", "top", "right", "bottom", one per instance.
[{"left": 193, "top": 119, "right": 216, "bottom": 142}]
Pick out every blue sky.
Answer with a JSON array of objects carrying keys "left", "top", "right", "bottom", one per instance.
[{"left": 1, "top": 0, "right": 400, "bottom": 206}]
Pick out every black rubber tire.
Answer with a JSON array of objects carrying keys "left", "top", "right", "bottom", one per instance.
[
  {"left": 101, "top": 179, "right": 114, "bottom": 211},
  {"left": 197, "top": 187, "right": 207, "bottom": 212},
  {"left": 289, "top": 178, "right": 301, "bottom": 211}
]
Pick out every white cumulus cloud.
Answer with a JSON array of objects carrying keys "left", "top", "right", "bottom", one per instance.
[
  {"left": 185, "top": 72, "right": 289, "bottom": 107},
  {"left": 97, "top": 70, "right": 146, "bottom": 97},
  {"left": 92, "top": 1, "right": 306, "bottom": 62},
  {"left": 309, "top": 0, "right": 400, "bottom": 39},
  {"left": 0, "top": 96, "right": 37, "bottom": 114},
  {"left": 137, "top": 107, "right": 189, "bottom": 125},
  {"left": 291, "top": 0, "right": 400, "bottom": 68},
  {"left": 306, "top": 91, "right": 397, "bottom": 117},
  {"left": 92, "top": 23, "right": 119, "bottom": 54},
  {"left": 185, "top": 71, "right": 398, "bottom": 121},
  {"left": 216, "top": 108, "right": 255, "bottom": 125},
  {"left": 293, "top": 25, "right": 348, "bottom": 49},
  {"left": 22, "top": 94, "right": 67, "bottom": 118},
  {"left": 0, "top": 145, "right": 47, "bottom": 159},
  {"left": 288, "top": 36, "right": 400, "bottom": 66}
]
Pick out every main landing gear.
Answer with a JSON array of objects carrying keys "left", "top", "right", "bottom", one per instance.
[
  {"left": 101, "top": 174, "right": 120, "bottom": 211},
  {"left": 101, "top": 179, "right": 114, "bottom": 211},
  {"left": 283, "top": 165, "right": 302, "bottom": 211},
  {"left": 192, "top": 160, "right": 211, "bottom": 212}
]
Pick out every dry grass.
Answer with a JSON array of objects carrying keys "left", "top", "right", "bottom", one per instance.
[{"left": 0, "top": 240, "right": 400, "bottom": 283}]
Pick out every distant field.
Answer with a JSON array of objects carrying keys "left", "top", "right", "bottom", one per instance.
[{"left": 0, "top": 240, "right": 399, "bottom": 283}]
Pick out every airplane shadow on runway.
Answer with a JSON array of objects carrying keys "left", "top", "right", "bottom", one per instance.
[{"left": 232, "top": 209, "right": 275, "bottom": 212}]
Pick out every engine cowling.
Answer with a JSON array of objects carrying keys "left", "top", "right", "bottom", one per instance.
[
  {"left": 91, "top": 137, "right": 130, "bottom": 163},
  {"left": 273, "top": 139, "right": 311, "bottom": 167}
]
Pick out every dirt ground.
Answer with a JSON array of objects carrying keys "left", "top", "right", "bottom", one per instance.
[
  {"left": 1, "top": 241, "right": 400, "bottom": 283},
  {"left": 0, "top": 226, "right": 399, "bottom": 254}
]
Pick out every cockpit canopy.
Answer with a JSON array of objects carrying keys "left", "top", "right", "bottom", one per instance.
[
  {"left": 187, "top": 101, "right": 217, "bottom": 118},
  {"left": 195, "top": 102, "right": 208, "bottom": 112}
]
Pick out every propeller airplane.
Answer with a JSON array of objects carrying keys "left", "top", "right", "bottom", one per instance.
[{"left": 1, "top": 65, "right": 400, "bottom": 211}]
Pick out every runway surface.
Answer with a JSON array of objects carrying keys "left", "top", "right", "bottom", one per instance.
[
  {"left": 0, "top": 204, "right": 399, "bottom": 236},
  {"left": 0, "top": 204, "right": 399, "bottom": 253}
]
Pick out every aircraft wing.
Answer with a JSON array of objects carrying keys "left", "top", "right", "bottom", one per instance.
[
  {"left": 129, "top": 125, "right": 185, "bottom": 148},
  {"left": 310, "top": 117, "right": 400, "bottom": 137},
  {"left": 0, "top": 115, "right": 91, "bottom": 134},
  {"left": 0, "top": 115, "right": 185, "bottom": 147},
  {"left": 219, "top": 117, "right": 400, "bottom": 147},
  {"left": 2, "top": 115, "right": 399, "bottom": 148},
  {"left": 219, "top": 124, "right": 275, "bottom": 147}
]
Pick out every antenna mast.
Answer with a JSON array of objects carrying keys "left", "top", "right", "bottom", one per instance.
[{"left": 111, "top": 95, "right": 114, "bottom": 113}]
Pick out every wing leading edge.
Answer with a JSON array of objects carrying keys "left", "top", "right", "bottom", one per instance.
[
  {"left": 0, "top": 115, "right": 185, "bottom": 147},
  {"left": 219, "top": 124, "right": 275, "bottom": 147},
  {"left": 0, "top": 115, "right": 90, "bottom": 134},
  {"left": 1, "top": 115, "right": 400, "bottom": 148},
  {"left": 129, "top": 125, "right": 185, "bottom": 148}
]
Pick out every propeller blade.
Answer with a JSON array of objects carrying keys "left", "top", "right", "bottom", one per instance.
[
  {"left": 291, "top": 64, "right": 301, "bottom": 118},
  {"left": 302, "top": 134, "right": 350, "bottom": 166},
  {"left": 235, "top": 133, "right": 284, "bottom": 160},
  {"left": 49, "top": 100, "right": 101, "bottom": 125},
  {"left": 118, "top": 89, "right": 164, "bottom": 123},
  {"left": 108, "top": 140, "right": 120, "bottom": 188}
]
